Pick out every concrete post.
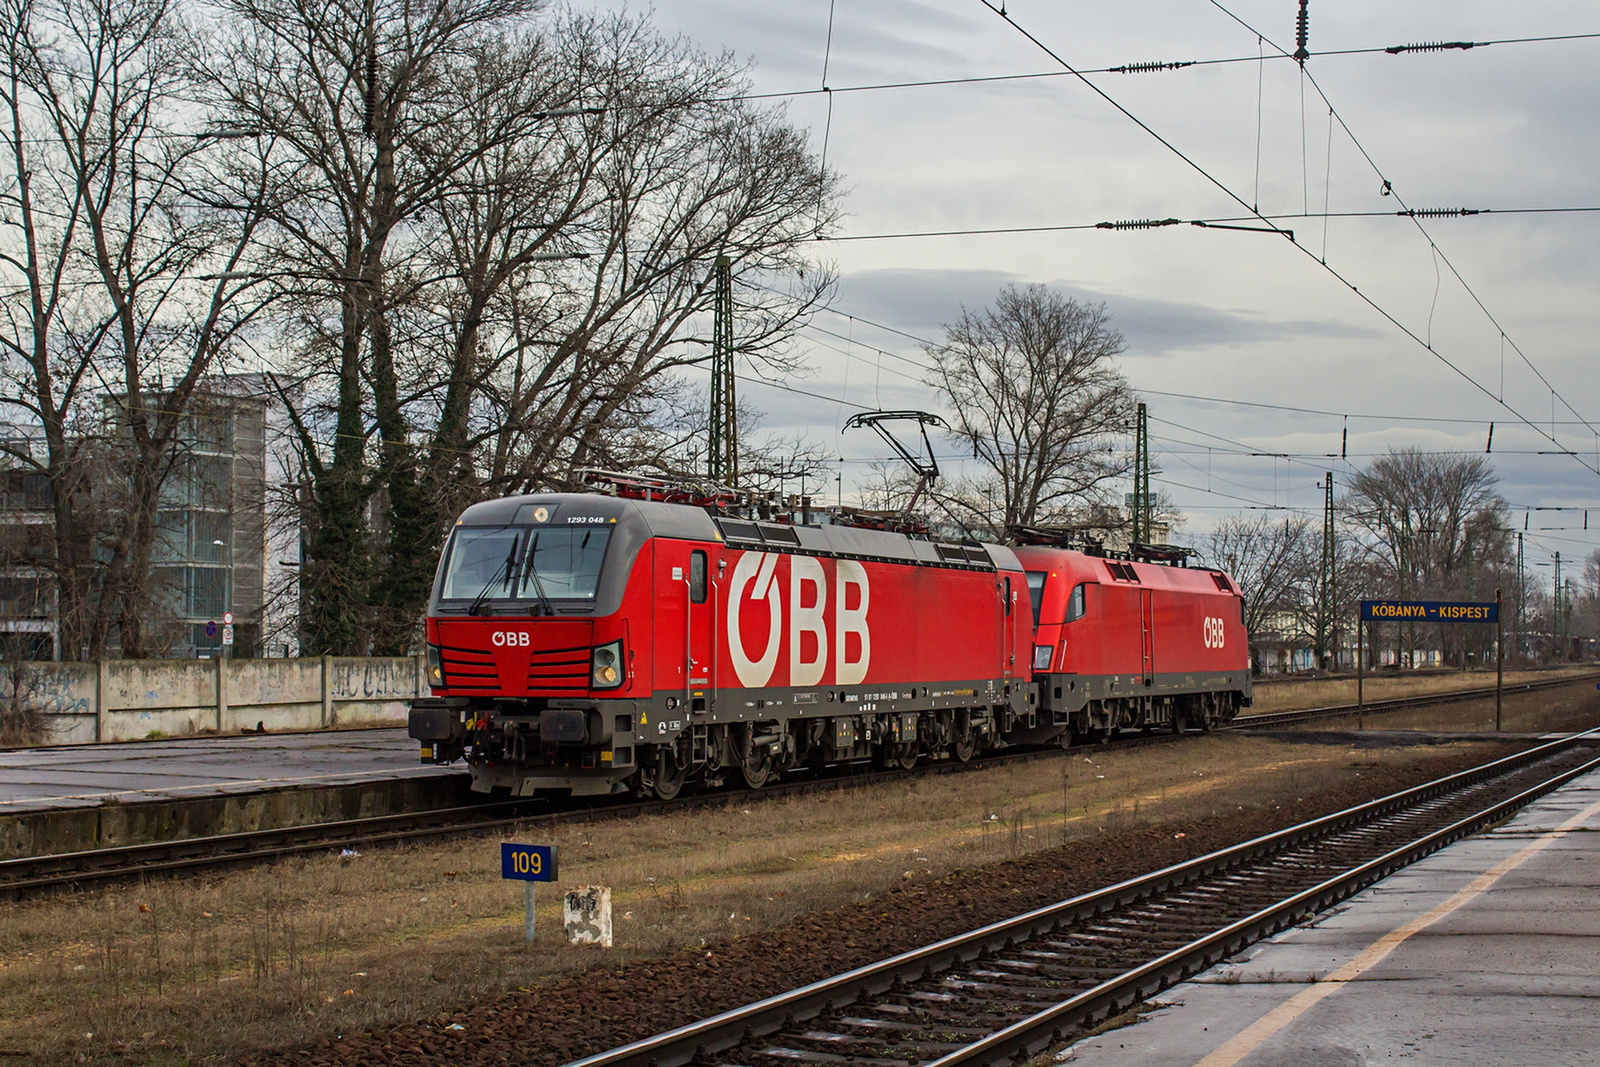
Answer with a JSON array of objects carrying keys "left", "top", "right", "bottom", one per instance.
[
  {"left": 1495, "top": 587, "right": 1504, "bottom": 732},
  {"left": 216, "top": 654, "right": 227, "bottom": 733},
  {"left": 321, "top": 655, "right": 333, "bottom": 728},
  {"left": 1356, "top": 617, "right": 1364, "bottom": 731},
  {"left": 95, "top": 658, "right": 108, "bottom": 742}
]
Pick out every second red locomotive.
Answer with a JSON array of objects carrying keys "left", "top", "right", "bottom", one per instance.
[{"left": 408, "top": 487, "right": 1251, "bottom": 798}]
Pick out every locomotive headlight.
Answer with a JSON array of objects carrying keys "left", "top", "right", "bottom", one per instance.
[
  {"left": 591, "top": 640, "right": 624, "bottom": 689},
  {"left": 427, "top": 644, "right": 446, "bottom": 688},
  {"left": 1033, "top": 644, "right": 1053, "bottom": 671}
]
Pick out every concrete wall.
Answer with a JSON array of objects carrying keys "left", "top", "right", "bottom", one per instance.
[{"left": 0, "top": 656, "right": 424, "bottom": 744}]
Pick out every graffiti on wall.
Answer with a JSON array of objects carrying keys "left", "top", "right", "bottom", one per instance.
[
  {"left": 3, "top": 665, "right": 93, "bottom": 716},
  {"left": 330, "top": 658, "right": 420, "bottom": 701}
]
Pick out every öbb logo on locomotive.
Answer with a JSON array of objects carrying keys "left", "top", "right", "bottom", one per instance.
[
  {"left": 491, "top": 631, "right": 532, "bottom": 647},
  {"left": 725, "top": 551, "right": 871, "bottom": 688},
  {"left": 1202, "top": 616, "right": 1226, "bottom": 649}
]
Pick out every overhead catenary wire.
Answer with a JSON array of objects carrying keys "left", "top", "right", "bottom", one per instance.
[
  {"left": 730, "top": 29, "right": 1600, "bottom": 106},
  {"left": 810, "top": 206, "right": 1600, "bottom": 243},
  {"left": 1205, "top": 0, "right": 1600, "bottom": 448},
  {"left": 726, "top": 13, "right": 1600, "bottom": 490},
  {"left": 978, "top": 0, "right": 1600, "bottom": 482},
  {"left": 12, "top": 28, "right": 1600, "bottom": 150}
]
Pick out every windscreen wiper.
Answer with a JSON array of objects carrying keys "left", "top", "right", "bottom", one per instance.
[
  {"left": 522, "top": 532, "right": 555, "bottom": 617},
  {"left": 466, "top": 535, "right": 520, "bottom": 616}
]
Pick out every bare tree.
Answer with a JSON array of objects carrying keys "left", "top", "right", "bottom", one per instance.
[
  {"left": 1, "top": 0, "right": 271, "bottom": 659},
  {"left": 205, "top": 2, "right": 837, "bottom": 653},
  {"left": 201, "top": 0, "right": 555, "bottom": 655},
  {"left": 372, "top": 12, "right": 835, "bottom": 651},
  {"left": 925, "top": 284, "right": 1135, "bottom": 531},
  {"left": 1343, "top": 448, "right": 1510, "bottom": 667},
  {"left": 1204, "top": 514, "right": 1316, "bottom": 672}
]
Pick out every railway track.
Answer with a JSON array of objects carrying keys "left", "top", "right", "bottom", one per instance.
[
  {"left": 0, "top": 734, "right": 1168, "bottom": 898},
  {"left": 1232, "top": 668, "right": 1600, "bottom": 729},
  {"left": 568, "top": 728, "right": 1600, "bottom": 1067},
  {"left": 3, "top": 671, "right": 1595, "bottom": 898}
]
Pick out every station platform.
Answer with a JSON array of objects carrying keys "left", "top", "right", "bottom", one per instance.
[
  {"left": 1059, "top": 763, "right": 1600, "bottom": 1066},
  {"left": 0, "top": 727, "right": 449, "bottom": 813}
]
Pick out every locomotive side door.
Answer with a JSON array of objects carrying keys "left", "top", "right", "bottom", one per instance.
[
  {"left": 1002, "top": 574, "right": 1015, "bottom": 680},
  {"left": 1139, "top": 588, "right": 1154, "bottom": 686},
  {"left": 654, "top": 542, "right": 714, "bottom": 713}
]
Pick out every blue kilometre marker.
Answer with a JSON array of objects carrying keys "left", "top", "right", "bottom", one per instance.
[{"left": 502, "top": 843, "right": 558, "bottom": 941}]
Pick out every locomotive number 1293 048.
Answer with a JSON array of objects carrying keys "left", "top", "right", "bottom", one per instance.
[{"left": 1202, "top": 616, "right": 1227, "bottom": 649}]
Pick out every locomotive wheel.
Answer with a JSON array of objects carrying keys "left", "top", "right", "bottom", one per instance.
[
  {"left": 1074, "top": 724, "right": 1111, "bottom": 745},
  {"left": 951, "top": 711, "right": 977, "bottom": 762},
  {"left": 739, "top": 751, "right": 774, "bottom": 790},
  {"left": 649, "top": 747, "right": 686, "bottom": 801},
  {"left": 874, "top": 742, "right": 918, "bottom": 771},
  {"left": 952, "top": 732, "right": 976, "bottom": 762}
]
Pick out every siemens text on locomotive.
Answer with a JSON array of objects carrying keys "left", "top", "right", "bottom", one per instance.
[{"left": 406, "top": 488, "right": 1251, "bottom": 799}]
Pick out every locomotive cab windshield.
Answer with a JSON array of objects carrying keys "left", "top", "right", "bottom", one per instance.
[{"left": 437, "top": 524, "right": 612, "bottom": 611}]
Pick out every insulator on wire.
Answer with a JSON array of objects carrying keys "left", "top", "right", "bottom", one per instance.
[
  {"left": 1385, "top": 41, "right": 1476, "bottom": 54},
  {"left": 1110, "top": 60, "right": 1194, "bottom": 74},
  {"left": 1095, "top": 218, "right": 1181, "bottom": 230},
  {"left": 1399, "top": 208, "right": 1481, "bottom": 218},
  {"left": 1293, "top": 0, "right": 1310, "bottom": 64}
]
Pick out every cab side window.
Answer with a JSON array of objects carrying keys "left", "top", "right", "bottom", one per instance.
[
  {"left": 1065, "top": 583, "right": 1087, "bottom": 622},
  {"left": 689, "top": 551, "right": 708, "bottom": 604}
]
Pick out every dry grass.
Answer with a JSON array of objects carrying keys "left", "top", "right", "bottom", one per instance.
[
  {"left": 0, "top": 735, "right": 1518, "bottom": 1064},
  {"left": 1300, "top": 677, "right": 1600, "bottom": 735},
  {"left": 1248, "top": 664, "right": 1596, "bottom": 714}
]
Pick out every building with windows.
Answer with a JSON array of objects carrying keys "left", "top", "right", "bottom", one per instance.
[
  {"left": 0, "top": 376, "right": 299, "bottom": 659},
  {"left": 0, "top": 434, "right": 57, "bottom": 661},
  {"left": 148, "top": 377, "right": 287, "bottom": 657}
]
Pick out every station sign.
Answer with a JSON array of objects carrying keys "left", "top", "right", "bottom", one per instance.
[
  {"left": 1359, "top": 599, "right": 1498, "bottom": 624},
  {"left": 501, "top": 842, "right": 558, "bottom": 882}
]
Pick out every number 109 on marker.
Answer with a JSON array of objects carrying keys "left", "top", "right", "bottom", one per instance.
[{"left": 501, "top": 843, "right": 557, "bottom": 882}]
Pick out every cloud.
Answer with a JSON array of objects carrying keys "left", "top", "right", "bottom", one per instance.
[{"left": 829, "top": 267, "right": 1381, "bottom": 356}]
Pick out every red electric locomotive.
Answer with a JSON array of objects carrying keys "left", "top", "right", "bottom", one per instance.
[
  {"left": 407, "top": 491, "right": 1040, "bottom": 799},
  {"left": 1015, "top": 546, "right": 1250, "bottom": 737},
  {"left": 406, "top": 486, "right": 1252, "bottom": 798}
]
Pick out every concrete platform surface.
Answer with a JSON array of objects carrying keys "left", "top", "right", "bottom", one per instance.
[
  {"left": 0, "top": 728, "right": 453, "bottom": 812},
  {"left": 1058, "top": 765, "right": 1600, "bottom": 1067}
]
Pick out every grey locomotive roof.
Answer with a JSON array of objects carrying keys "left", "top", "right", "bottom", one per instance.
[
  {"left": 454, "top": 493, "right": 720, "bottom": 541},
  {"left": 454, "top": 493, "right": 1020, "bottom": 571}
]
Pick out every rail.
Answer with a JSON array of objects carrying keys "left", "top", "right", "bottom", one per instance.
[
  {"left": 0, "top": 737, "right": 1155, "bottom": 897},
  {"left": 1233, "top": 668, "right": 1600, "bottom": 729},
  {"left": 567, "top": 728, "right": 1600, "bottom": 1067}
]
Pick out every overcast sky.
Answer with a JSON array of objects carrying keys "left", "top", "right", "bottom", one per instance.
[{"left": 584, "top": 1, "right": 1600, "bottom": 565}]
